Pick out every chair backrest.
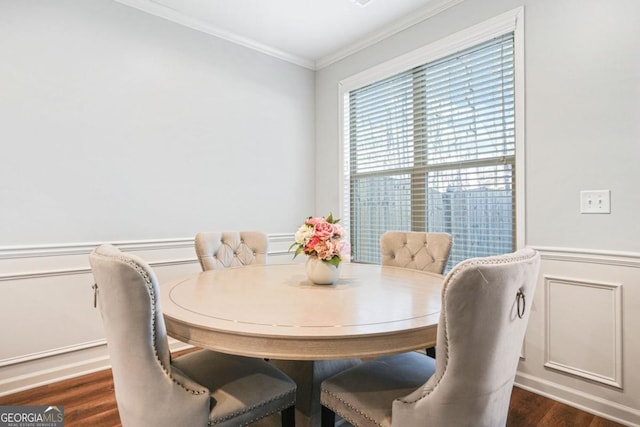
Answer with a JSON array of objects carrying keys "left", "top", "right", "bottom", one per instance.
[
  {"left": 380, "top": 231, "right": 452, "bottom": 274},
  {"left": 195, "top": 231, "right": 268, "bottom": 271},
  {"left": 90, "top": 245, "right": 210, "bottom": 426},
  {"left": 392, "top": 248, "right": 540, "bottom": 427}
]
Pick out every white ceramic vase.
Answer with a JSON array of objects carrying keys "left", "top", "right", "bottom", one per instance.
[{"left": 305, "top": 257, "right": 342, "bottom": 285}]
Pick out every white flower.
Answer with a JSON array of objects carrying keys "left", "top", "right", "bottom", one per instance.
[{"left": 295, "top": 224, "right": 314, "bottom": 245}]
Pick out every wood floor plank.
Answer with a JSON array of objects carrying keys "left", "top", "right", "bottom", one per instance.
[
  {"left": 537, "top": 403, "right": 595, "bottom": 427},
  {"left": 507, "top": 388, "right": 627, "bottom": 427},
  {"left": 507, "top": 386, "right": 556, "bottom": 427},
  {"left": 590, "top": 417, "right": 630, "bottom": 427},
  {"left": 0, "top": 360, "right": 628, "bottom": 427}
]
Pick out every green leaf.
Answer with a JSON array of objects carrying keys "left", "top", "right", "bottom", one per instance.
[
  {"left": 326, "top": 255, "right": 341, "bottom": 267},
  {"left": 289, "top": 242, "right": 304, "bottom": 259},
  {"left": 326, "top": 212, "right": 334, "bottom": 223}
]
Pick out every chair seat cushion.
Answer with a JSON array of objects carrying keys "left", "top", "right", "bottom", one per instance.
[
  {"left": 173, "top": 350, "right": 296, "bottom": 427},
  {"left": 321, "top": 352, "right": 435, "bottom": 427}
]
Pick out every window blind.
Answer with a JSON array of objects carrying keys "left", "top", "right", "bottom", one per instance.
[{"left": 345, "top": 33, "right": 515, "bottom": 271}]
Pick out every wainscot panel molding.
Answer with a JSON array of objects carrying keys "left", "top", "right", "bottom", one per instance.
[
  {"left": 0, "top": 238, "right": 199, "bottom": 276},
  {"left": 0, "top": 234, "right": 295, "bottom": 396},
  {"left": 0, "top": 238, "right": 196, "bottom": 260},
  {"left": 534, "top": 246, "right": 640, "bottom": 268},
  {"left": 544, "top": 277, "right": 622, "bottom": 388},
  {"left": 516, "top": 246, "right": 640, "bottom": 426},
  {"left": 5, "top": 241, "right": 638, "bottom": 426},
  {"left": 266, "top": 233, "right": 299, "bottom": 257}
]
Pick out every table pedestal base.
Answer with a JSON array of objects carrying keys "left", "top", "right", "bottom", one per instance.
[{"left": 270, "top": 359, "right": 362, "bottom": 427}]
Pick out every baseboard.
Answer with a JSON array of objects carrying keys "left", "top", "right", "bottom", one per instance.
[
  {"left": 515, "top": 372, "right": 640, "bottom": 426},
  {"left": 0, "top": 341, "right": 110, "bottom": 396},
  {"left": 0, "top": 339, "right": 192, "bottom": 397}
]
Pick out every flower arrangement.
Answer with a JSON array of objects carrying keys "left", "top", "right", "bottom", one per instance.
[{"left": 290, "top": 213, "right": 350, "bottom": 267}]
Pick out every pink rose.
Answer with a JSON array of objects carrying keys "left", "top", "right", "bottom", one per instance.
[
  {"left": 315, "top": 241, "right": 335, "bottom": 260},
  {"left": 304, "top": 236, "right": 321, "bottom": 254},
  {"left": 314, "top": 221, "right": 335, "bottom": 240},
  {"left": 305, "top": 217, "right": 324, "bottom": 226}
]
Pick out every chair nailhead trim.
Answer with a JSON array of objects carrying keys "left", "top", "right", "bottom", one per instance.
[
  {"left": 209, "top": 391, "right": 296, "bottom": 426},
  {"left": 95, "top": 252, "right": 207, "bottom": 396},
  {"left": 321, "top": 389, "right": 383, "bottom": 427},
  {"left": 397, "top": 250, "right": 537, "bottom": 406}
]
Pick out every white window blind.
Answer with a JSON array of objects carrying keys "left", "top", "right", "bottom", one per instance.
[{"left": 345, "top": 33, "right": 515, "bottom": 271}]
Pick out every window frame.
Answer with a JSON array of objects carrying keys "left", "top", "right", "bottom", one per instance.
[{"left": 338, "top": 7, "right": 526, "bottom": 259}]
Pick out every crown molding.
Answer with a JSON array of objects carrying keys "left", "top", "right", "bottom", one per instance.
[
  {"left": 314, "top": 0, "right": 465, "bottom": 69},
  {"left": 114, "top": 0, "right": 463, "bottom": 71},
  {"left": 114, "top": 0, "right": 316, "bottom": 70}
]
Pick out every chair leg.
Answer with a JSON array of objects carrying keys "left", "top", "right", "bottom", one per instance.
[
  {"left": 281, "top": 405, "right": 296, "bottom": 427},
  {"left": 426, "top": 346, "right": 436, "bottom": 358},
  {"left": 321, "top": 405, "right": 336, "bottom": 427}
]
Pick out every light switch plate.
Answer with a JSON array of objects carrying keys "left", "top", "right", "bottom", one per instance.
[{"left": 580, "top": 190, "right": 611, "bottom": 214}]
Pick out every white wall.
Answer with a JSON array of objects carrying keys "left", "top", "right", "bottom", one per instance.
[
  {"left": 316, "top": 0, "right": 640, "bottom": 252},
  {"left": 0, "top": 0, "right": 313, "bottom": 393},
  {"left": 315, "top": 0, "right": 640, "bottom": 424},
  {"left": 2, "top": 0, "right": 640, "bottom": 424},
  {"left": 0, "top": 0, "right": 315, "bottom": 245}
]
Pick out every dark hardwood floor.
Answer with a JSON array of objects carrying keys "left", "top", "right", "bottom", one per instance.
[{"left": 0, "top": 352, "right": 626, "bottom": 427}]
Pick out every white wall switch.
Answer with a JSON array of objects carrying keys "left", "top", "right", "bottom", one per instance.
[{"left": 580, "top": 190, "right": 611, "bottom": 214}]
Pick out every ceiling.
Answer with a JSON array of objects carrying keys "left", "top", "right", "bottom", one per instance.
[{"left": 115, "top": 0, "right": 463, "bottom": 69}]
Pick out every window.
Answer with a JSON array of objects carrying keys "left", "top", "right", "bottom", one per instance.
[{"left": 341, "top": 12, "right": 523, "bottom": 272}]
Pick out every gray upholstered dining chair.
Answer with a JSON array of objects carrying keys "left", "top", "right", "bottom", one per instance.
[
  {"left": 380, "top": 231, "right": 452, "bottom": 274},
  {"left": 90, "top": 244, "right": 296, "bottom": 427},
  {"left": 195, "top": 231, "right": 268, "bottom": 271},
  {"left": 320, "top": 248, "right": 540, "bottom": 427},
  {"left": 381, "top": 230, "right": 452, "bottom": 357}
]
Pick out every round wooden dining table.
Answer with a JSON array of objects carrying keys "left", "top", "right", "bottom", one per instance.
[
  {"left": 160, "top": 262, "right": 444, "bottom": 427},
  {"left": 160, "top": 262, "right": 443, "bottom": 360}
]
